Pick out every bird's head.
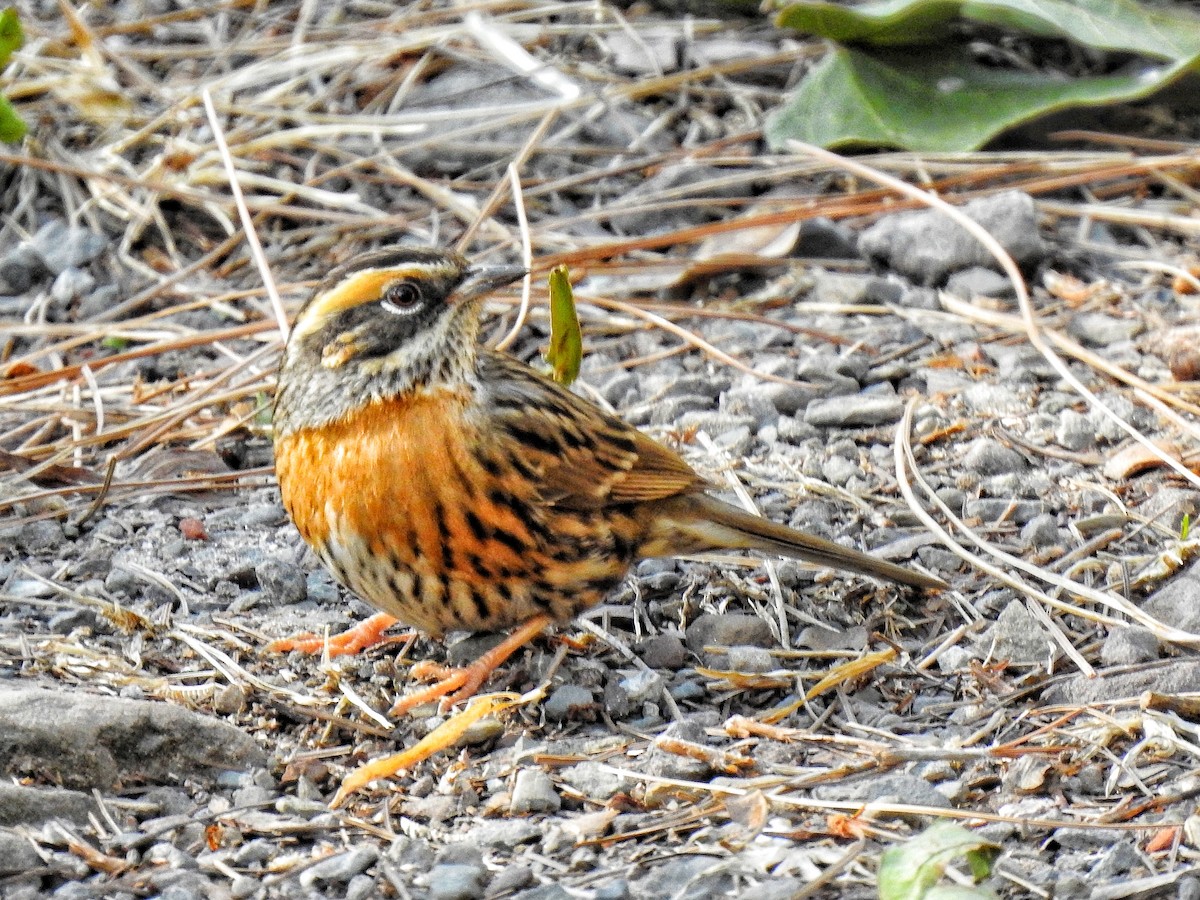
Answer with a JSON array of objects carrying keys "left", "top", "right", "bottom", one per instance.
[{"left": 275, "top": 247, "right": 525, "bottom": 432}]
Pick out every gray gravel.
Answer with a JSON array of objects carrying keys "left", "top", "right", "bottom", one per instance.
[{"left": 2, "top": 4, "right": 1196, "bottom": 899}]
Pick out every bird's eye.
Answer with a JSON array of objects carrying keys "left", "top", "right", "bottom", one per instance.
[{"left": 380, "top": 281, "right": 423, "bottom": 315}]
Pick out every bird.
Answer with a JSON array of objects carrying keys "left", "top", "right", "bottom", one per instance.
[{"left": 270, "top": 246, "right": 946, "bottom": 716}]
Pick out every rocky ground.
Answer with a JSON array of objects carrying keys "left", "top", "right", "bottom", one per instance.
[{"left": 3, "top": 2, "right": 1200, "bottom": 899}]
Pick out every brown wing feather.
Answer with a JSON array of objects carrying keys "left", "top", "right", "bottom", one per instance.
[{"left": 476, "top": 351, "right": 708, "bottom": 510}]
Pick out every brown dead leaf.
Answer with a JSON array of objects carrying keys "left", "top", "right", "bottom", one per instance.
[{"left": 1102, "top": 441, "right": 1188, "bottom": 481}]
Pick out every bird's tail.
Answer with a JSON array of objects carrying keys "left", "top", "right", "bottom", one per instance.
[{"left": 643, "top": 494, "right": 947, "bottom": 591}]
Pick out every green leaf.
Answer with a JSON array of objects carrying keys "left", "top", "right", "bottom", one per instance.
[
  {"left": 775, "top": 0, "right": 1200, "bottom": 59},
  {"left": 546, "top": 265, "right": 582, "bottom": 387},
  {"left": 768, "top": 0, "right": 1200, "bottom": 152},
  {"left": 0, "top": 8, "right": 26, "bottom": 143},
  {"left": 0, "top": 8, "right": 23, "bottom": 69},
  {"left": 766, "top": 44, "right": 1199, "bottom": 152},
  {"left": 100, "top": 336, "right": 129, "bottom": 352},
  {"left": 1181, "top": 514, "right": 1191, "bottom": 541},
  {"left": 878, "top": 821, "right": 1000, "bottom": 900},
  {"left": 0, "top": 93, "right": 24, "bottom": 142}
]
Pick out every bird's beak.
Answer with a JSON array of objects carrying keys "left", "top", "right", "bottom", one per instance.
[{"left": 456, "top": 264, "right": 528, "bottom": 302}]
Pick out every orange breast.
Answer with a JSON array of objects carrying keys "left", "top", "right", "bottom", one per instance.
[
  {"left": 274, "top": 391, "right": 537, "bottom": 631},
  {"left": 276, "top": 391, "right": 464, "bottom": 550}
]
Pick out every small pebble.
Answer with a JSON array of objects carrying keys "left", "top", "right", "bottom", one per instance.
[
  {"left": 1054, "top": 409, "right": 1094, "bottom": 451},
  {"left": 685, "top": 613, "right": 773, "bottom": 652},
  {"left": 31, "top": 221, "right": 109, "bottom": 274},
  {"left": 543, "top": 684, "right": 596, "bottom": 722},
  {"left": 619, "top": 668, "right": 664, "bottom": 703},
  {"left": 254, "top": 559, "right": 307, "bottom": 606},
  {"left": 50, "top": 267, "right": 95, "bottom": 304},
  {"left": 804, "top": 395, "right": 903, "bottom": 427},
  {"left": 298, "top": 846, "right": 379, "bottom": 888},
  {"left": 963, "top": 438, "right": 1026, "bottom": 475},
  {"left": 426, "top": 864, "right": 487, "bottom": 900},
  {"left": 510, "top": 768, "right": 561, "bottom": 815},
  {"left": 638, "top": 633, "right": 688, "bottom": 669},
  {"left": 1100, "top": 626, "right": 1160, "bottom": 666},
  {"left": 17, "top": 520, "right": 65, "bottom": 554}
]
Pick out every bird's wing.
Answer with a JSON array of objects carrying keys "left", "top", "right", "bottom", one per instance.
[{"left": 475, "top": 351, "right": 709, "bottom": 510}]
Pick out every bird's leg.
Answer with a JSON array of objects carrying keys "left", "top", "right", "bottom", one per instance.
[
  {"left": 389, "top": 614, "right": 553, "bottom": 716},
  {"left": 266, "top": 612, "right": 404, "bottom": 656}
]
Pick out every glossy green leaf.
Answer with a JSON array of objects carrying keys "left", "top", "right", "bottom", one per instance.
[
  {"left": 775, "top": 0, "right": 1200, "bottom": 58},
  {"left": 878, "top": 822, "right": 1000, "bottom": 900},
  {"left": 767, "top": 44, "right": 1198, "bottom": 152},
  {"left": 768, "top": 0, "right": 1200, "bottom": 152},
  {"left": 546, "top": 265, "right": 581, "bottom": 387}
]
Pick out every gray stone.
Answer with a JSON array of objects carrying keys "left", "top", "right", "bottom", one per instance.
[
  {"left": 720, "top": 389, "right": 778, "bottom": 429},
  {"left": 859, "top": 190, "right": 1046, "bottom": 284},
  {"left": 298, "top": 846, "right": 379, "bottom": 888},
  {"left": 804, "top": 395, "right": 903, "bottom": 427},
  {"left": 593, "top": 880, "right": 631, "bottom": 900},
  {"left": 796, "top": 217, "right": 857, "bottom": 258},
  {"left": 821, "top": 455, "right": 860, "bottom": 487},
  {"left": 630, "top": 854, "right": 730, "bottom": 900},
  {"left": 963, "top": 438, "right": 1026, "bottom": 475},
  {"left": 512, "top": 885, "right": 572, "bottom": 900},
  {"left": 945, "top": 265, "right": 1014, "bottom": 299},
  {"left": 620, "top": 668, "right": 664, "bottom": 703},
  {"left": 17, "top": 520, "right": 65, "bottom": 554},
  {"left": 0, "top": 243, "right": 47, "bottom": 292},
  {"left": 1045, "top": 659, "right": 1200, "bottom": 705},
  {"left": 808, "top": 270, "right": 874, "bottom": 305},
  {"left": 427, "top": 864, "right": 487, "bottom": 900},
  {"left": 510, "top": 768, "right": 561, "bottom": 814},
  {"left": 489, "top": 865, "right": 534, "bottom": 896},
  {"left": 603, "top": 677, "right": 632, "bottom": 719},
  {"left": 0, "top": 829, "right": 43, "bottom": 875},
  {"left": 1054, "top": 409, "right": 1094, "bottom": 450},
  {"left": 254, "top": 558, "right": 307, "bottom": 606},
  {"left": 986, "top": 601, "right": 1051, "bottom": 665},
  {"left": 709, "top": 423, "right": 753, "bottom": 456},
  {"left": 463, "top": 818, "right": 541, "bottom": 850},
  {"left": 0, "top": 686, "right": 266, "bottom": 790},
  {"left": 543, "top": 684, "right": 596, "bottom": 723},
  {"left": 49, "top": 267, "right": 95, "bottom": 305},
  {"left": 719, "top": 645, "right": 775, "bottom": 673},
  {"left": 1020, "top": 514, "right": 1060, "bottom": 550},
  {"left": 648, "top": 395, "right": 712, "bottom": 426},
  {"left": 638, "top": 633, "right": 688, "bottom": 669},
  {"left": 685, "top": 613, "right": 773, "bottom": 653},
  {"left": 811, "top": 772, "right": 953, "bottom": 811},
  {"left": 0, "top": 783, "right": 94, "bottom": 827},
  {"left": 345, "top": 874, "right": 378, "bottom": 900},
  {"left": 1089, "top": 840, "right": 1140, "bottom": 879},
  {"left": 435, "top": 841, "right": 482, "bottom": 867},
  {"left": 760, "top": 382, "right": 816, "bottom": 416},
  {"left": 1143, "top": 567, "right": 1200, "bottom": 635},
  {"left": 1099, "top": 626, "right": 1161, "bottom": 667},
  {"left": 31, "top": 221, "right": 108, "bottom": 274},
  {"left": 559, "top": 761, "right": 633, "bottom": 802},
  {"left": 1068, "top": 312, "right": 1143, "bottom": 348}
]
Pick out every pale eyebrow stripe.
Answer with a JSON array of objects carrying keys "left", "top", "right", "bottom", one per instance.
[{"left": 291, "top": 266, "right": 431, "bottom": 340}]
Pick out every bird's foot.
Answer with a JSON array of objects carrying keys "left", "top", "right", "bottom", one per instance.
[
  {"left": 388, "top": 614, "right": 554, "bottom": 716},
  {"left": 266, "top": 612, "right": 404, "bottom": 656}
]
